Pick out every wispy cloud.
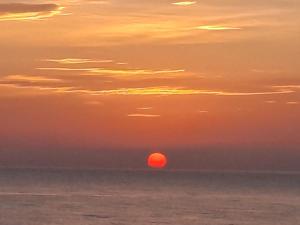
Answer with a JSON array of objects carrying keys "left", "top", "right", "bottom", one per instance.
[
  {"left": 196, "top": 25, "right": 241, "bottom": 31},
  {"left": 251, "top": 69, "right": 282, "bottom": 74},
  {"left": 43, "top": 58, "right": 113, "bottom": 64},
  {"left": 137, "top": 107, "right": 153, "bottom": 110},
  {"left": 0, "top": 3, "right": 63, "bottom": 21},
  {"left": 116, "top": 62, "right": 128, "bottom": 65},
  {"left": 0, "top": 0, "right": 296, "bottom": 46},
  {"left": 172, "top": 1, "right": 197, "bottom": 6},
  {"left": 127, "top": 114, "right": 161, "bottom": 118},
  {"left": 3, "top": 75, "right": 62, "bottom": 83},
  {"left": 85, "top": 100, "right": 103, "bottom": 105},
  {"left": 91, "top": 87, "right": 293, "bottom": 96},
  {"left": 36, "top": 67, "right": 186, "bottom": 79},
  {"left": 198, "top": 110, "right": 208, "bottom": 113},
  {"left": 286, "top": 101, "right": 299, "bottom": 105},
  {"left": 265, "top": 100, "right": 277, "bottom": 104},
  {"left": 37, "top": 67, "right": 184, "bottom": 75},
  {"left": 0, "top": 82, "right": 295, "bottom": 98},
  {"left": 0, "top": 83, "right": 72, "bottom": 92},
  {"left": 272, "top": 85, "right": 300, "bottom": 89}
]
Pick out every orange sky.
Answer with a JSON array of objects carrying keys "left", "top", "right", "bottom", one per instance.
[{"left": 0, "top": 0, "right": 299, "bottom": 170}]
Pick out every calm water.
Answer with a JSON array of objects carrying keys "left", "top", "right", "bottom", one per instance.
[{"left": 0, "top": 169, "right": 299, "bottom": 225}]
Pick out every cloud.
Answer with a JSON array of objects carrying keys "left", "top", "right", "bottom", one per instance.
[
  {"left": 272, "top": 85, "right": 300, "bottom": 89},
  {"left": 198, "top": 110, "right": 208, "bottom": 113},
  {"left": 265, "top": 100, "right": 277, "bottom": 104},
  {"left": 36, "top": 67, "right": 186, "bottom": 79},
  {"left": 127, "top": 114, "right": 161, "bottom": 118},
  {"left": 0, "top": 79, "right": 295, "bottom": 97},
  {"left": 196, "top": 25, "right": 241, "bottom": 31},
  {"left": 0, "top": 0, "right": 297, "bottom": 46},
  {"left": 43, "top": 58, "right": 129, "bottom": 67},
  {"left": 0, "top": 73, "right": 295, "bottom": 97},
  {"left": 74, "top": 86, "right": 292, "bottom": 96},
  {"left": 3, "top": 75, "right": 62, "bottom": 83},
  {"left": 43, "top": 58, "right": 114, "bottom": 64},
  {"left": 137, "top": 107, "right": 153, "bottom": 110},
  {"left": 286, "top": 101, "right": 299, "bottom": 105},
  {"left": 85, "top": 100, "right": 103, "bottom": 105},
  {"left": 0, "top": 75, "right": 66, "bottom": 95},
  {"left": 0, "top": 83, "right": 72, "bottom": 93},
  {"left": 251, "top": 69, "right": 282, "bottom": 74},
  {"left": 172, "top": 1, "right": 197, "bottom": 6},
  {"left": 0, "top": 3, "right": 63, "bottom": 21}
]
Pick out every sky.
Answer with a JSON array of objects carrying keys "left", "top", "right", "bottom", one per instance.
[{"left": 0, "top": 0, "right": 299, "bottom": 170}]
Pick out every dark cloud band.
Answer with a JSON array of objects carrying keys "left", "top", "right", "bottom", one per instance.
[{"left": 0, "top": 3, "right": 59, "bottom": 15}]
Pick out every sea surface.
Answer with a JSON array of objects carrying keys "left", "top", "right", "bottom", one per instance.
[{"left": 0, "top": 169, "right": 299, "bottom": 225}]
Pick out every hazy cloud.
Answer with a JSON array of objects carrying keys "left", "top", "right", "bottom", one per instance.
[
  {"left": 37, "top": 67, "right": 187, "bottom": 80},
  {"left": 273, "top": 85, "right": 300, "bottom": 89},
  {"left": 172, "top": 1, "right": 197, "bottom": 6},
  {"left": 286, "top": 101, "right": 299, "bottom": 105},
  {"left": 1, "top": 83, "right": 294, "bottom": 97},
  {"left": 3, "top": 75, "right": 62, "bottom": 83},
  {"left": 137, "top": 107, "right": 153, "bottom": 110},
  {"left": 198, "top": 110, "right": 208, "bottom": 113},
  {"left": 127, "top": 114, "right": 161, "bottom": 118},
  {"left": 196, "top": 25, "right": 241, "bottom": 31},
  {"left": 265, "top": 100, "right": 277, "bottom": 104},
  {"left": 43, "top": 58, "right": 114, "bottom": 64}
]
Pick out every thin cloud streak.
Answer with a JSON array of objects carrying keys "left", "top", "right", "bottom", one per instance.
[
  {"left": 127, "top": 114, "right": 161, "bottom": 118},
  {"left": 172, "top": 1, "right": 197, "bottom": 6},
  {"left": 137, "top": 107, "right": 153, "bottom": 110},
  {"left": 286, "top": 101, "right": 299, "bottom": 105},
  {"left": 43, "top": 58, "right": 114, "bottom": 64},
  {"left": 3, "top": 75, "right": 62, "bottom": 83},
  {"left": 198, "top": 110, "right": 209, "bottom": 113},
  {"left": 36, "top": 67, "right": 186, "bottom": 79},
  {"left": 196, "top": 25, "right": 242, "bottom": 31},
  {"left": 265, "top": 100, "right": 277, "bottom": 104},
  {"left": 0, "top": 83, "right": 295, "bottom": 97},
  {"left": 272, "top": 85, "right": 300, "bottom": 89},
  {"left": 91, "top": 87, "right": 294, "bottom": 96}
]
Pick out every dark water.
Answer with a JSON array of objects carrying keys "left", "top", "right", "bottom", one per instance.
[{"left": 0, "top": 169, "right": 299, "bottom": 225}]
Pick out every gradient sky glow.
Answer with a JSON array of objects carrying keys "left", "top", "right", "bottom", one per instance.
[{"left": 0, "top": 0, "right": 299, "bottom": 170}]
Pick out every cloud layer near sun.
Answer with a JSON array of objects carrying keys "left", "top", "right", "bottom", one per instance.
[
  {"left": 0, "top": 52, "right": 299, "bottom": 100},
  {"left": 0, "top": 69, "right": 296, "bottom": 97},
  {"left": 0, "top": 0, "right": 299, "bottom": 159}
]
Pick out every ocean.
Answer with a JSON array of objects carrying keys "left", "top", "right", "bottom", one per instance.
[{"left": 0, "top": 169, "right": 299, "bottom": 225}]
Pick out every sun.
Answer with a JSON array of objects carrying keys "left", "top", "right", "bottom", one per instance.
[{"left": 147, "top": 152, "right": 167, "bottom": 169}]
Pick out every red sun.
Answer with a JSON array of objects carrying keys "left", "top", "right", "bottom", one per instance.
[{"left": 147, "top": 152, "right": 167, "bottom": 169}]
